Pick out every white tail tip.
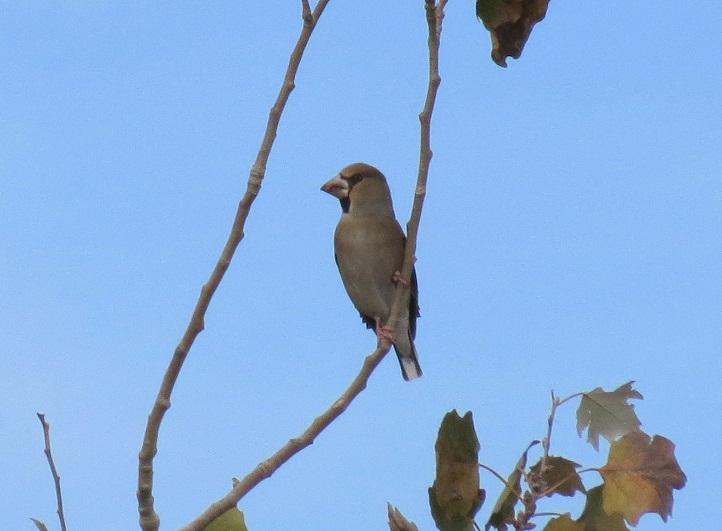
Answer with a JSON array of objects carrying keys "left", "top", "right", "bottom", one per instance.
[{"left": 401, "top": 358, "right": 421, "bottom": 380}]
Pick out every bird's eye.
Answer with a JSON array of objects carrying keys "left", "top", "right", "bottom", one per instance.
[{"left": 347, "top": 174, "right": 362, "bottom": 186}]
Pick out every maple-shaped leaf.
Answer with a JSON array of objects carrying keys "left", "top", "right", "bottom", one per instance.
[
  {"left": 600, "top": 432, "right": 687, "bottom": 525},
  {"left": 429, "top": 411, "right": 485, "bottom": 531},
  {"left": 576, "top": 381, "right": 643, "bottom": 450},
  {"left": 529, "top": 456, "right": 585, "bottom": 497},
  {"left": 543, "top": 513, "right": 584, "bottom": 531},
  {"left": 485, "top": 441, "right": 536, "bottom": 530},
  {"left": 578, "top": 485, "right": 630, "bottom": 531},
  {"left": 475, "top": 0, "right": 550, "bottom": 67}
]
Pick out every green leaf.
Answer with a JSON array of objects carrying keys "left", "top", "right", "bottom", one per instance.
[
  {"left": 578, "top": 485, "right": 630, "bottom": 531},
  {"left": 429, "top": 411, "right": 484, "bottom": 531},
  {"left": 204, "top": 507, "right": 247, "bottom": 531},
  {"left": 576, "top": 382, "right": 643, "bottom": 450},
  {"left": 484, "top": 441, "right": 536, "bottom": 530}
]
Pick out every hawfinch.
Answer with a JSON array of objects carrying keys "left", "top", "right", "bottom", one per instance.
[{"left": 321, "top": 162, "right": 422, "bottom": 380}]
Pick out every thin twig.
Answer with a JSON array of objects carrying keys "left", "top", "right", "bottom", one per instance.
[
  {"left": 533, "top": 467, "right": 598, "bottom": 500},
  {"left": 136, "top": 2, "right": 331, "bottom": 530},
  {"left": 529, "top": 512, "right": 564, "bottom": 519},
  {"left": 181, "top": 1, "right": 449, "bottom": 527},
  {"left": 511, "top": 392, "right": 584, "bottom": 528},
  {"left": 301, "top": 0, "right": 312, "bottom": 22},
  {"left": 536, "top": 472, "right": 581, "bottom": 499},
  {"left": 578, "top": 467, "right": 600, "bottom": 475},
  {"left": 557, "top": 392, "right": 583, "bottom": 408},
  {"left": 478, "top": 463, "right": 524, "bottom": 502},
  {"left": 36, "top": 413, "right": 68, "bottom": 531},
  {"left": 388, "top": 0, "right": 448, "bottom": 335},
  {"left": 541, "top": 391, "right": 582, "bottom": 469},
  {"left": 180, "top": 346, "right": 389, "bottom": 530}
]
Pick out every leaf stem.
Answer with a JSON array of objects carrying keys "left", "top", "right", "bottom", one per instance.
[
  {"left": 542, "top": 392, "right": 583, "bottom": 463},
  {"left": 479, "top": 463, "right": 524, "bottom": 502}
]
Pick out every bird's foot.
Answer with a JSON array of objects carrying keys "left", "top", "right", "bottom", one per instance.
[
  {"left": 375, "top": 322, "right": 395, "bottom": 343},
  {"left": 391, "top": 270, "right": 408, "bottom": 286}
]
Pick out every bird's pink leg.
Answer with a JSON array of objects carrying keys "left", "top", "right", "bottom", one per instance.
[
  {"left": 375, "top": 319, "right": 395, "bottom": 343},
  {"left": 391, "top": 270, "right": 408, "bottom": 286}
]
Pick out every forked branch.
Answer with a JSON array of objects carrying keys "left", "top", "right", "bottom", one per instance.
[
  {"left": 183, "top": 0, "right": 450, "bottom": 528},
  {"left": 388, "top": 0, "right": 448, "bottom": 332},
  {"left": 136, "top": 2, "right": 331, "bottom": 530}
]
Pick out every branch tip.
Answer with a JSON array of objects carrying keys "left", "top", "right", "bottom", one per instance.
[
  {"left": 136, "top": 1, "right": 333, "bottom": 529},
  {"left": 36, "top": 414, "right": 68, "bottom": 531}
]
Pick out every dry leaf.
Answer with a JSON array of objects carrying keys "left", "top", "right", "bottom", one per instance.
[
  {"left": 578, "top": 485, "right": 630, "bottom": 531},
  {"left": 388, "top": 503, "right": 419, "bottom": 531},
  {"left": 543, "top": 513, "right": 584, "bottom": 531},
  {"left": 600, "top": 432, "right": 686, "bottom": 525},
  {"left": 529, "top": 456, "right": 585, "bottom": 497},
  {"left": 30, "top": 518, "right": 49, "bottom": 531},
  {"left": 476, "top": 0, "right": 550, "bottom": 67},
  {"left": 429, "top": 411, "right": 485, "bottom": 531},
  {"left": 485, "top": 441, "right": 537, "bottom": 530},
  {"left": 576, "top": 381, "right": 643, "bottom": 450}
]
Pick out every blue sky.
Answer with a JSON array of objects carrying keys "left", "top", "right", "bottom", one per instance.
[{"left": 2, "top": 2, "right": 720, "bottom": 530}]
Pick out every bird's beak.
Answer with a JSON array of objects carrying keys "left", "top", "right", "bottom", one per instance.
[{"left": 320, "top": 174, "right": 349, "bottom": 199}]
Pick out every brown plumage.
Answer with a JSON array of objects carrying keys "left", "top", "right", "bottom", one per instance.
[{"left": 321, "top": 162, "right": 422, "bottom": 380}]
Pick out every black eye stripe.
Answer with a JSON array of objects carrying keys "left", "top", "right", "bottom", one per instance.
[{"left": 346, "top": 174, "right": 363, "bottom": 187}]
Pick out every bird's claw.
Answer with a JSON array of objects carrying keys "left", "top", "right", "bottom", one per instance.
[
  {"left": 391, "top": 270, "right": 409, "bottom": 286},
  {"left": 376, "top": 323, "right": 395, "bottom": 343}
]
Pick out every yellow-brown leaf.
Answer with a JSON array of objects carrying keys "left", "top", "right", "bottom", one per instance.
[
  {"left": 543, "top": 513, "right": 584, "bottom": 531},
  {"left": 600, "top": 432, "right": 686, "bottom": 525},
  {"left": 529, "top": 456, "right": 585, "bottom": 498}
]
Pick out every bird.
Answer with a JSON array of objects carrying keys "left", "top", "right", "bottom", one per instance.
[{"left": 321, "top": 162, "right": 422, "bottom": 380}]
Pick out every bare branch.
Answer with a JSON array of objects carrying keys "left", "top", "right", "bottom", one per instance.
[
  {"left": 301, "top": 0, "right": 312, "bottom": 23},
  {"left": 140, "top": 0, "right": 445, "bottom": 528},
  {"left": 541, "top": 391, "right": 582, "bottom": 471},
  {"left": 180, "top": 3, "right": 449, "bottom": 527},
  {"left": 36, "top": 413, "right": 68, "bottom": 531},
  {"left": 387, "top": 0, "right": 448, "bottom": 343},
  {"left": 180, "top": 345, "right": 390, "bottom": 530},
  {"left": 136, "top": 2, "right": 331, "bottom": 529}
]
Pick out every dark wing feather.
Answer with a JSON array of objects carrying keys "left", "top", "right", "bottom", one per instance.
[{"left": 409, "top": 268, "right": 419, "bottom": 339}]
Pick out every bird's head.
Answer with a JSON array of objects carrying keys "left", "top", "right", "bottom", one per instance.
[{"left": 321, "top": 162, "right": 394, "bottom": 216}]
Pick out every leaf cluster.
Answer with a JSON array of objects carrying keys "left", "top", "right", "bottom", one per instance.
[{"left": 433, "top": 382, "right": 687, "bottom": 531}]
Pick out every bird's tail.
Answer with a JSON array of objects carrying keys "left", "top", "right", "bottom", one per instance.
[{"left": 393, "top": 333, "right": 422, "bottom": 381}]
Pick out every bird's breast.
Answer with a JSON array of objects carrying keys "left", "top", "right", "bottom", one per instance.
[{"left": 334, "top": 214, "right": 405, "bottom": 320}]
